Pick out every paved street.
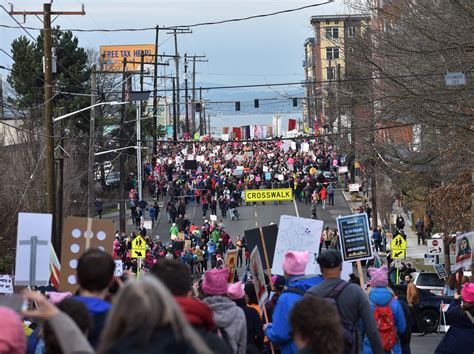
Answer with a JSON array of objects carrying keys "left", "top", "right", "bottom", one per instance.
[{"left": 104, "top": 189, "right": 352, "bottom": 244}]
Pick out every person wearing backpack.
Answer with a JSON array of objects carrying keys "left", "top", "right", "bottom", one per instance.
[
  {"left": 362, "top": 266, "right": 406, "bottom": 354},
  {"left": 265, "top": 251, "right": 323, "bottom": 354},
  {"left": 306, "top": 250, "right": 384, "bottom": 354}
]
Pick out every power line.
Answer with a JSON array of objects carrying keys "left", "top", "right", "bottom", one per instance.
[{"left": 0, "top": 1, "right": 333, "bottom": 32}]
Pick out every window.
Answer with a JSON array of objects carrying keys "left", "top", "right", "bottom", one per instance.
[
  {"left": 347, "top": 27, "right": 357, "bottom": 37},
  {"left": 326, "top": 47, "right": 340, "bottom": 60},
  {"left": 326, "top": 21, "right": 330, "bottom": 25},
  {"left": 326, "top": 67, "right": 335, "bottom": 80},
  {"left": 325, "top": 27, "right": 339, "bottom": 39},
  {"left": 335, "top": 20, "right": 339, "bottom": 24}
]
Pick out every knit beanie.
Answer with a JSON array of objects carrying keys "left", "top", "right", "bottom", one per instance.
[
  {"left": 202, "top": 268, "right": 229, "bottom": 296},
  {"left": 0, "top": 307, "right": 27, "bottom": 354},
  {"left": 282, "top": 251, "right": 309, "bottom": 275},
  {"left": 461, "top": 283, "right": 474, "bottom": 303},
  {"left": 368, "top": 266, "right": 389, "bottom": 287},
  {"left": 227, "top": 281, "right": 245, "bottom": 300}
]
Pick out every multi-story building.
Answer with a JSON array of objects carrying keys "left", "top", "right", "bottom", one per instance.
[{"left": 305, "top": 14, "right": 371, "bottom": 135}]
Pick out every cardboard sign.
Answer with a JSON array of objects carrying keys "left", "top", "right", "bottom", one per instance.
[
  {"left": 337, "top": 213, "right": 373, "bottom": 262},
  {"left": 245, "top": 224, "right": 278, "bottom": 268},
  {"left": 455, "top": 231, "right": 473, "bottom": 270},
  {"left": 59, "top": 216, "right": 115, "bottom": 293},
  {"left": 0, "top": 275, "right": 14, "bottom": 294},
  {"left": 349, "top": 183, "right": 360, "bottom": 192},
  {"left": 114, "top": 260, "right": 123, "bottom": 277},
  {"left": 250, "top": 246, "right": 268, "bottom": 309},
  {"left": 433, "top": 264, "right": 448, "bottom": 279},
  {"left": 272, "top": 215, "right": 324, "bottom": 275},
  {"left": 15, "top": 213, "right": 53, "bottom": 286},
  {"left": 427, "top": 238, "right": 443, "bottom": 255},
  {"left": 225, "top": 249, "right": 238, "bottom": 283}
]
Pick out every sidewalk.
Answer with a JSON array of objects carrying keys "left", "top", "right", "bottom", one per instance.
[{"left": 341, "top": 191, "right": 426, "bottom": 261}]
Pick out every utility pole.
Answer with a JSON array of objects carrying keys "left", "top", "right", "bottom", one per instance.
[
  {"left": 199, "top": 87, "right": 203, "bottom": 135},
  {"left": 190, "top": 55, "right": 207, "bottom": 134},
  {"left": 137, "top": 53, "right": 145, "bottom": 201},
  {"left": 119, "top": 58, "right": 128, "bottom": 233},
  {"left": 172, "top": 77, "right": 177, "bottom": 143},
  {"left": 207, "top": 114, "right": 211, "bottom": 137},
  {"left": 184, "top": 53, "right": 189, "bottom": 135},
  {"left": 87, "top": 65, "right": 97, "bottom": 218},
  {"left": 167, "top": 27, "right": 192, "bottom": 137},
  {"left": 152, "top": 26, "right": 159, "bottom": 155},
  {"left": 10, "top": 3, "right": 85, "bottom": 257}
]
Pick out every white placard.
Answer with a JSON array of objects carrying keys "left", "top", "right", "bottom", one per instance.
[
  {"left": 290, "top": 142, "right": 297, "bottom": 150},
  {"left": 210, "top": 214, "right": 217, "bottom": 221},
  {"left": 225, "top": 153, "right": 233, "bottom": 161},
  {"left": 196, "top": 155, "right": 205, "bottom": 162},
  {"left": 114, "top": 260, "right": 123, "bottom": 277},
  {"left": 301, "top": 143, "right": 309, "bottom": 152},
  {"left": 0, "top": 275, "right": 14, "bottom": 294},
  {"left": 349, "top": 183, "right": 360, "bottom": 192},
  {"left": 427, "top": 238, "right": 443, "bottom": 255},
  {"left": 15, "top": 212, "right": 52, "bottom": 286},
  {"left": 338, "top": 166, "right": 348, "bottom": 174},
  {"left": 263, "top": 166, "right": 269, "bottom": 172},
  {"left": 272, "top": 215, "right": 351, "bottom": 279},
  {"left": 143, "top": 220, "right": 152, "bottom": 230}
]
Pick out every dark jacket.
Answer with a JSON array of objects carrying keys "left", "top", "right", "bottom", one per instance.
[
  {"left": 435, "top": 300, "right": 474, "bottom": 354},
  {"left": 105, "top": 327, "right": 197, "bottom": 354},
  {"left": 236, "top": 300, "right": 265, "bottom": 352}
]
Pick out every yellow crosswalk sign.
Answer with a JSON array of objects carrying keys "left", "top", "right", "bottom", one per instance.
[
  {"left": 132, "top": 236, "right": 146, "bottom": 259},
  {"left": 391, "top": 235, "right": 406, "bottom": 250},
  {"left": 392, "top": 249, "right": 406, "bottom": 259}
]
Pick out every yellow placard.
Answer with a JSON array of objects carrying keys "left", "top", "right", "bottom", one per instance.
[
  {"left": 131, "top": 249, "right": 145, "bottom": 259},
  {"left": 100, "top": 44, "right": 155, "bottom": 71},
  {"left": 391, "top": 235, "right": 407, "bottom": 250},
  {"left": 245, "top": 188, "right": 293, "bottom": 202},
  {"left": 392, "top": 249, "right": 406, "bottom": 259}
]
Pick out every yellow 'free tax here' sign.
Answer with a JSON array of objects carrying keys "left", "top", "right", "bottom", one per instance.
[{"left": 245, "top": 188, "right": 293, "bottom": 202}]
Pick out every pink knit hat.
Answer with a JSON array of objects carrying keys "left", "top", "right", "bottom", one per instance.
[
  {"left": 282, "top": 251, "right": 309, "bottom": 275},
  {"left": 202, "top": 268, "right": 230, "bottom": 295},
  {"left": 0, "top": 307, "right": 27, "bottom": 354},
  {"left": 227, "top": 281, "right": 245, "bottom": 300},
  {"left": 461, "top": 283, "right": 474, "bottom": 303},
  {"left": 368, "top": 266, "right": 388, "bottom": 287},
  {"left": 47, "top": 291, "right": 72, "bottom": 304}
]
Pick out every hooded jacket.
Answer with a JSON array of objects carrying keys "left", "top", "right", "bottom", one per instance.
[
  {"left": 203, "top": 295, "right": 247, "bottom": 354},
  {"left": 175, "top": 297, "right": 232, "bottom": 354},
  {"left": 265, "top": 274, "right": 323, "bottom": 354},
  {"left": 74, "top": 295, "right": 111, "bottom": 348},
  {"left": 362, "top": 287, "right": 406, "bottom": 354},
  {"left": 435, "top": 299, "right": 474, "bottom": 354}
]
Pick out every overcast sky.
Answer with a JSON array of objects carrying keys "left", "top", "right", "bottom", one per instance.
[{"left": 1, "top": 0, "right": 355, "bottom": 91}]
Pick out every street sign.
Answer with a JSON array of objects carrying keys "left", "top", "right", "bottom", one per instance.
[
  {"left": 427, "top": 238, "right": 443, "bottom": 255},
  {"left": 392, "top": 249, "right": 406, "bottom": 259},
  {"left": 424, "top": 254, "right": 436, "bottom": 266},
  {"left": 391, "top": 235, "right": 407, "bottom": 250},
  {"left": 394, "top": 259, "right": 403, "bottom": 269},
  {"left": 433, "top": 264, "right": 448, "bottom": 279},
  {"left": 131, "top": 235, "right": 146, "bottom": 259},
  {"left": 444, "top": 72, "right": 466, "bottom": 87}
]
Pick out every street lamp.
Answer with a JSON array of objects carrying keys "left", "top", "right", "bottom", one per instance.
[{"left": 52, "top": 101, "right": 127, "bottom": 123}]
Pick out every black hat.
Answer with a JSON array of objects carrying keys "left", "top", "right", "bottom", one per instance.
[{"left": 317, "top": 249, "right": 342, "bottom": 268}]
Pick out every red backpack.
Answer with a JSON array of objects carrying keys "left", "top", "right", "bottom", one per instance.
[{"left": 374, "top": 299, "right": 397, "bottom": 351}]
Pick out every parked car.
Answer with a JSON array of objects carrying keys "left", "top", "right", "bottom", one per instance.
[
  {"left": 392, "top": 284, "right": 453, "bottom": 333},
  {"left": 411, "top": 271, "right": 445, "bottom": 296},
  {"left": 105, "top": 171, "right": 120, "bottom": 188}
]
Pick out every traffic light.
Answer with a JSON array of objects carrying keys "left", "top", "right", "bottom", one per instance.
[
  {"left": 235, "top": 101, "right": 241, "bottom": 111},
  {"left": 254, "top": 99, "right": 259, "bottom": 108},
  {"left": 292, "top": 98, "right": 298, "bottom": 107},
  {"left": 195, "top": 102, "right": 202, "bottom": 112}
]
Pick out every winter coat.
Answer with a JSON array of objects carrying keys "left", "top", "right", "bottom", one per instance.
[
  {"left": 203, "top": 295, "right": 247, "bottom": 354},
  {"left": 435, "top": 300, "right": 474, "bottom": 354},
  {"left": 74, "top": 295, "right": 111, "bottom": 348},
  {"left": 362, "top": 287, "right": 406, "bottom": 354},
  {"left": 265, "top": 275, "right": 323, "bottom": 354}
]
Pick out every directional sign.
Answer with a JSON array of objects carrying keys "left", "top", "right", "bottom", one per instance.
[
  {"left": 392, "top": 249, "right": 406, "bottom": 259},
  {"left": 131, "top": 235, "right": 146, "bottom": 259},
  {"left": 391, "top": 235, "right": 406, "bottom": 250},
  {"left": 131, "top": 249, "right": 145, "bottom": 258}
]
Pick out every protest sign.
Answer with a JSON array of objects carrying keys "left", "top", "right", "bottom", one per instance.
[
  {"left": 455, "top": 231, "right": 473, "bottom": 270},
  {"left": 114, "top": 260, "right": 123, "bottom": 277},
  {"left": 15, "top": 212, "right": 52, "bottom": 286},
  {"left": 245, "top": 224, "right": 278, "bottom": 268},
  {"left": 250, "top": 246, "right": 268, "bottom": 309},
  {"left": 337, "top": 213, "right": 373, "bottom": 262},
  {"left": 59, "top": 216, "right": 115, "bottom": 293},
  {"left": 210, "top": 214, "right": 217, "bottom": 222},
  {"left": 433, "top": 264, "right": 448, "bottom": 279},
  {"left": 0, "top": 275, "right": 14, "bottom": 294},
  {"left": 184, "top": 240, "right": 192, "bottom": 250},
  {"left": 225, "top": 249, "right": 238, "bottom": 283},
  {"left": 272, "top": 215, "right": 323, "bottom": 276}
]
